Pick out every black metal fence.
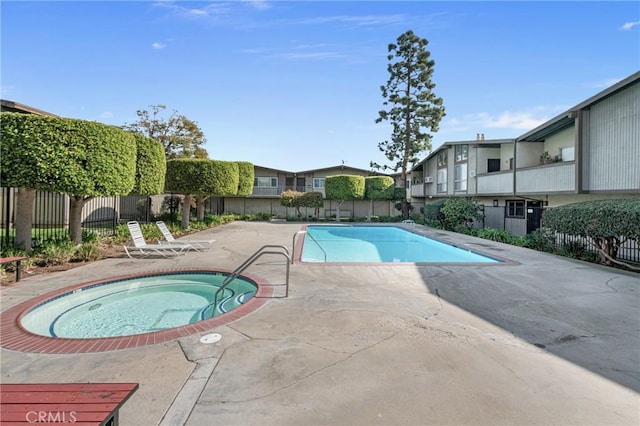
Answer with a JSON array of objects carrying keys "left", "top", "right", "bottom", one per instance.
[
  {"left": 0, "top": 188, "right": 154, "bottom": 248},
  {"left": 554, "top": 233, "right": 639, "bottom": 264}
]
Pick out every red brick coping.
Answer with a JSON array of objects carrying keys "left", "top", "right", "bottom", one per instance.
[{"left": 0, "top": 269, "right": 273, "bottom": 354}]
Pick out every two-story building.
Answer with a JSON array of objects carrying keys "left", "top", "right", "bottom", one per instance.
[
  {"left": 410, "top": 71, "right": 640, "bottom": 235},
  {"left": 222, "top": 165, "right": 402, "bottom": 219}
]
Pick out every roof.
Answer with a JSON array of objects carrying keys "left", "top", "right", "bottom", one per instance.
[
  {"left": 411, "top": 138, "right": 516, "bottom": 171},
  {"left": 517, "top": 70, "right": 640, "bottom": 142},
  {"left": 295, "top": 164, "right": 384, "bottom": 175},
  {"left": 0, "top": 99, "right": 58, "bottom": 116}
]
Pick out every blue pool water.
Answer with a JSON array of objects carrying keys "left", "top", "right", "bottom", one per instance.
[
  {"left": 301, "top": 225, "right": 499, "bottom": 263},
  {"left": 20, "top": 272, "right": 257, "bottom": 338}
]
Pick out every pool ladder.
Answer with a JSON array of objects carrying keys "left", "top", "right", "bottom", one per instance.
[
  {"left": 212, "top": 245, "right": 291, "bottom": 316},
  {"left": 292, "top": 230, "right": 326, "bottom": 264}
]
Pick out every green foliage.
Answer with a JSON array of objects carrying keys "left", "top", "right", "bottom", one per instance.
[
  {"left": 122, "top": 104, "right": 208, "bottom": 159},
  {"left": 165, "top": 159, "right": 239, "bottom": 195},
  {"left": 73, "top": 243, "right": 102, "bottom": 262},
  {"left": 372, "top": 30, "right": 445, "bottom": 218},
  {"left": 542, "top": 198, "right": 640, "bottom": 264},
  {"left": 364, "top": 176, "right": 395, "bottom": 200},
  {"left": 440, "top": 198, "right": 482, "bottom": 231},
  {"left": 81, "top": 229, "right": 100, "bottom": 244},
  {"left": 475, "top": 228, "right": 525, "bottom": 245},
  {"left": 423, "top": 199, "right": 446, "bottom": 227},
  {"left": 235, "top": 161, "right": 255, "bottom": 196},
  {"left": 280, "top": 191, "right": 323, "bottom": 218},
  {"left": 1, "top": 112, "right": 136, "bottom": 195},
  {"left": 522, "top": 228, "right": 555, "bottom": 252},
  {"left": 130, "top": 133, "right": 166, "bottom": 195},
  {"left": 280, "top": 190, "right": 299, "bottom": 208},
  {"left": 300, "top": 192, "right": 323, "bottom": 208},
  {"left": 325, "top": 175, "right": 365, "bottom": 201},
  {"left": 34, "top": 240, "right": 76, "bottom": 266},
  {"left": 392, "top": 187, "right": 407, "bottom": 201}
]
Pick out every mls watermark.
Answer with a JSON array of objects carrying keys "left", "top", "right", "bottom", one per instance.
[{"left": 26, "top": 411, "right": 77, "bottom": 423}]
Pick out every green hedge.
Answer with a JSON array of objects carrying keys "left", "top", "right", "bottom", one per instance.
[
  {"left": 165, "top": 159, "right": 239, "bottom": 195},
  {"left": 1, "top": 112, "right": 136, "bottom": 195},
  {"left": 236, "top": 161, "right": 254, "bottom": 196},
  {"left": 365, "top": 176, "right": 395, "bottom": 200},
  {"left": 130, "top": 133, "right": 166, "bottom": 195},
  {"left": 542, "top": 198, "right": 640, "bottom": 264},
  {"left": 325, "top": 175, "right": 365, "bottom": 200}
]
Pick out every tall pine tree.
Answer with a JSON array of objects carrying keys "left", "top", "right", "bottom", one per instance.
[{"left": 372, "top": 30, "right": 445, "bottom": 217}]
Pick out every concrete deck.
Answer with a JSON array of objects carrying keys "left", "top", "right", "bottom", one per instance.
[{"left": 1, "top": 221, "right": 639, "bottom": 425}]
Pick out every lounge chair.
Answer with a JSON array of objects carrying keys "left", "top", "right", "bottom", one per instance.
[
  {"left": 124, "top": 221, "right": 191, "bottom": 258},
  {"left": 155, "top": 221, "right": 216, "bottom": 251}
]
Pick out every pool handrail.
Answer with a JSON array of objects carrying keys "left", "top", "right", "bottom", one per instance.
[
  {"left": 212, "top": 245, "right": 290, "bottom": 316},
  {"left": 292, "top": 230, "right": 327, "bottom": 264}
]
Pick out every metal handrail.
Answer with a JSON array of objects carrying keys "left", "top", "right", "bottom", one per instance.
[
  {"left": 292, "top": 230, "right": 327, "bottom": 264},
  {"left": 211, "top": 245, "right": 291, "bottom": 316}
]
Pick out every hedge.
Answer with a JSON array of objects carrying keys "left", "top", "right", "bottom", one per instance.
[
  {"left": 130, "top": 133, "right": 166, "bottom": 195},
  {"left": 236, "top": 161, "right": 254, "bottom": 196}
]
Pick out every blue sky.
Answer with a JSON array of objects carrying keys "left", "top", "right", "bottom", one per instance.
[{"left": 2, "top": 1, "right": 639, "bottom": 172}]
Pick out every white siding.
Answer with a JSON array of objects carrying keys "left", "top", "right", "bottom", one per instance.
[{"left": 516, "top": 163, "right": 575, "bottom": 193}]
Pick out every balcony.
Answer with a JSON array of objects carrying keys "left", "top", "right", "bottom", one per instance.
[
  {"left": 410, "top": 183, "right": 425, "bottom": 197},
  {"left": 251, "top": 185, "right": 314, "bottom": 197},
  {"left": 476, "top": 171, "right": 514, "bottom": 195},
  {"left": 516, "top": 162, "right": 575, "bottom": 193}
]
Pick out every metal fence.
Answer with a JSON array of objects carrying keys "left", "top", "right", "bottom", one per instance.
[
  {"left": 0, "top": 188, "right": 155, "bottom": 248},
  {"left": 554, "top": 233, "right": 639, "bottom": 264}
]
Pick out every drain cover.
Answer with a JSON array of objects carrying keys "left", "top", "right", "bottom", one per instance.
[{"left": 199, "top": 333, "right": 222, "bottom": 344}]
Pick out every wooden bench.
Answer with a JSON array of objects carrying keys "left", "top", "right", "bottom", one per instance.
[
  {"left": 0, "top": 256, "right": 27, "bottom": 282},
  {"left": 1, "top": 383, "right": 139, "bottom": 426}
]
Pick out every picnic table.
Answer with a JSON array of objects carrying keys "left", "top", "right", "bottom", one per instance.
[{"left": 0, "top": 383, "right": 138, "bottom": 426}]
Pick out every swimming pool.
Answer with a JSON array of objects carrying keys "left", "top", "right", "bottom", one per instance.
[
  {"left": 300, "top": 225, "right": 499, "bottom": 263},
  {"left": 20, "top": 271, "right": 257, "bottom": 339}
]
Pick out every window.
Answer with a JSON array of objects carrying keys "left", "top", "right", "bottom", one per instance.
[
  {"left": 509, "top": 158, "right": 514, "bottom": 170},
  {"left": 454, "top": 164, "right": 467, "bottom": 191},
  {"left": 437, "top": 169, "right": 447, "bottom": 193},
  {"left": 313, "top": 178, "right": 325, "bottom": 188},
  {"left": 254, "top": 177, "right": 277, "bottom": 187},
  {"left": 437, "top": 150, "right": 447, "bottom": 167},
  {"left": 560, "top": 146, "right": 575, "bottom": 162},
  {"left": 455, "top": 145, "right": 468, "bottom": 162},
  {"left": 487, "top": 159, "right": 500, "bottom": 173},
  {"left": 506, "top": 200, "right": 525, "bottom": 218}
]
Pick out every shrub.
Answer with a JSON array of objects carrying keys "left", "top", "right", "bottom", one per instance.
[
  {"left": 423, "top": 200, "right": 446, "bottom": 227},
  {"left": 35, "top": 240, "right": 76, "bottom": 266},
  {"left": 542, "top": 198, "right": 640, "bottom": 266},
  {"left": 522, "top": 228, "right": 555, "bottom": 252},
  {"left": 73, "top": 243, "right": 102, "bottom": 262},
  {"left": 440, "top": 198, "right": 483, "bottom": 231}
]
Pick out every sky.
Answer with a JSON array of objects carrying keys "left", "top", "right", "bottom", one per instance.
[{"left": 2, "top": 1, "right": 639, "bottom": 172}]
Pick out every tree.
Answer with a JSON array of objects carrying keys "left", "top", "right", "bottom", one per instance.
[
  {"left": 542, "top": 199, "right": 640, "bottom": 268},
  {"left": 372, "top": 30, "right": 445, "bottom": 218},
  {"left": 364, "top": 176, "right": 395, "bottom": 222},
  {"left": 325, "top": 175, "right": 365, "bottom": 222},
  {"left": 129, "top": 133, "right": 166, "bottom": 196},
  {"left": 165, "top": 159, "right": 239, "bottom": 228},
  {"left": 123, "top": 104, "right": 208, "bottom": 159},
  {"left": 280, "top": 191, "right": 323, "bottom": 219},
  {"left": 0, "top": 113, "right": 136, "bottom": 247}
]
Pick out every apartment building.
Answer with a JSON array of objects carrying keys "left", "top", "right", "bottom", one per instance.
[{"left": 410, "top": 71, "right": 640, "bottom": 235}]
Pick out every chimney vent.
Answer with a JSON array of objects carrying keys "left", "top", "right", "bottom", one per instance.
[{"left": 481, "top": 133, "right": 485, "bottom": 140}]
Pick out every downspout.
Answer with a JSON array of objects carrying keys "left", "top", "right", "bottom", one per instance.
[
  {"left": 512, "top": 138, "right": 517, "bottom": 196},
  {"left": 574, "top": 109, "right": 583, "bottom": 194}
]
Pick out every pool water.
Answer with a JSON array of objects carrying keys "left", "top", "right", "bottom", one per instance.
[
  {"left": 20, "top": 272, "right": 257, "bottom": 338},
  {"left": 301, "top": 225, "right": 499, "bottom": 263}
]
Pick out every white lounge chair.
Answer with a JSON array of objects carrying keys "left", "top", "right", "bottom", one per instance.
[
  {"left": 124, "top": 221, "right": 191, "bottom": 258},
  {"left": 155, "top": 221, "right": 216, "bottom": 251}
]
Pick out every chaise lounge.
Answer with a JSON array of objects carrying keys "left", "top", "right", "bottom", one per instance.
[
  {"left": 124, "top": 221, "right": 192, "bottom": 258},
  {"left": 155, "top": 221, "right": 216, "bottom": 251}
]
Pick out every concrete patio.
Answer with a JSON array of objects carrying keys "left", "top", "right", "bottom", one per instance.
[{"left": 1, "top": 221, "right": 638, "bottom": 425}]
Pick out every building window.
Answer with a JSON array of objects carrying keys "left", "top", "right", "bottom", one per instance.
[
  {"left": 313, "top": 178, "right": 325, "bottom": 189},
  {"left": 437, "top": 169, "right": 447, "bottom": 193},
  {"left": 506, "top": 200, "right": 525, "bottom": 218},
  {"left": 454, "top": 163, "right": 467, "bottom": 191},
  {"left": 560, "top": 146, "right": 575, "bottom": 162},
  {"left": 437, "top": 150, "right": 447, "bottom": 167},
  {"left": 254, "top": 177, "right": 277, "bottom": 187},
  {"left": 487, "top": 159, "right": 500, "bottom": 173},
  {"left": 455, "top": 145, "right": 468, "bottom": 162}
]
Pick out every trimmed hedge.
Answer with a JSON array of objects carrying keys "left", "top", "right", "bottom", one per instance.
[
  {"left": 1, "top": 112, "right": 136, "bottom": 195},
  {"left": 235, "top": 161, "right": 254, "bottom": 196},
  {"left": 542, "top": 198, "right": 640, "bottom": 264},
  {"left": 130, "top": 133, "right": 166, "bottom": 195},
  {"left": 325, "top": 175, "right": 365, "bottom": 200},
  {"left": 365, "top": 176, "right": 395, "bottom": 200},
  {"left": 165, "top": 159, "right": 239, "bottom": 195}
]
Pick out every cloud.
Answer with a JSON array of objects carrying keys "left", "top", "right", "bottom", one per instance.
[
  {"left": 152, "top": 42, "right": 166, "bottom": 50},
  {"left": 278, "top": 51, "right": 343, "bottom": 60},
  {"left": 243, "top": 0, "right": 270, "bottom": 10},
  {"left": 620, "top": 21, "right": 640, "bottom": 30},
  {"left": 153, "top": 1, "right": 231, "bottom": 19},
  {"left": 446, "top": 107, "right": 564, "bottom": 132},
  {"left": 298, "top": 14, "right": 407, "bottom": 27},
  {"left": 98, "top": 111, "right": 114, "bottom": 119}
]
